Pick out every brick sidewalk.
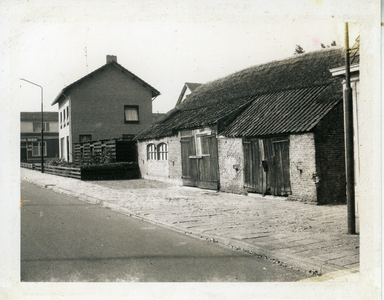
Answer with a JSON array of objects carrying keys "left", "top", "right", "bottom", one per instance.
[{"left": 20, "top": 168, "right": 359, "bottom": 277}]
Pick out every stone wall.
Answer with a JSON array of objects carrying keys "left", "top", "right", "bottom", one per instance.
[
  {"left": 217, "top": 137, "right": 246, "bottom": 194},
  {"left": 137, "top": 135, "right": 182, "bottom": 185},
  {"left": 288, "top": 133, "right": 318, "bottom": 203}
]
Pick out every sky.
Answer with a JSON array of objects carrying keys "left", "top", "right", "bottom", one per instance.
[{"left": 14, "top": 3, "right": 359, "bottom": 115}]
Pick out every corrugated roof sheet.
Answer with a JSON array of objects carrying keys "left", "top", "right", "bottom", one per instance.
[
  {"left": 135, "top": 97, "right": 254, "bottom": 140},
  {"left": 350, "top": 36, "right": 360, "bottom": 65},
  {"left": 220, "top": 84, "right": 342, "bottom": 137}
]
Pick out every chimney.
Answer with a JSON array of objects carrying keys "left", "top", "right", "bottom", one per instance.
[{"left": 106, "top": 55, "right": 117, "bottom": 64}]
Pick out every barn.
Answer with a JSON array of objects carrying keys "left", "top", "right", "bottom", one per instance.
[{"left": 135, "top": 48, "right": 347, "bottom": 204}]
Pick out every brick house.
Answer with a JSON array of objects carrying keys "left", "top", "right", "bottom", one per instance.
[
  {"left": 51, "top": 55, "right": 160, "bottom": 162},
  {"left": 135, "top": 48, "right": 348, "bottom": 205},
  {"left": 20, "top": 112, "right": 59, "bottom": 163}
]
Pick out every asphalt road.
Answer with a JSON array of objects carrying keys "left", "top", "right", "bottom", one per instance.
[{"left": 21, "top": 181, "right": 309, "bottom": 282}]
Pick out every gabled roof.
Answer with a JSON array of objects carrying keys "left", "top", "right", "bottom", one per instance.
[
  {"left": 20, "top": 112, "right": 58, "bottom": 122},
  {"left": 135, "top": 48, "right": 345, "bottom": 140},
  {"left": 52, "top": 60, "right": 161, "bottom": 105},
  {"left": 175, "top": 82, "right": 203, "bottom": 106}
]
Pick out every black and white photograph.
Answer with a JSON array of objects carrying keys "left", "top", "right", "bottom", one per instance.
[{"left": 1, "top": 0, "right": 381, "bottom": 299}]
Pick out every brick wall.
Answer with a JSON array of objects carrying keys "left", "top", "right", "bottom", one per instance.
[
  {"left": 314, "top": 102, "right": 346, "bottom": 204},
  {"left": 137, "top": 135, "right": 182, "bottom": 185},
  {"left": 288, "top": 133, "right": 318, "bottom": 203},
  {"left": 217, "top": 137, "right": 246, "bottom": 194}
]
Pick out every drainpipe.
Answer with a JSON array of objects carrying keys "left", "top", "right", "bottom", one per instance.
[{"left": 343, "top": 23, "right": 356, "bottom": 234}]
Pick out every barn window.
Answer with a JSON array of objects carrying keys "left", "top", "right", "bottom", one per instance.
[
  {"left": 157, "top": 143, "right": 168, "bottom": 160},
  {"left": 147, "top": 143, "right": 156, "bottom": 160}
]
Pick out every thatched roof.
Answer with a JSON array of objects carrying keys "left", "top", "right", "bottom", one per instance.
[{"left": 135, "top": 47, "right": 345, "bottom": 140}]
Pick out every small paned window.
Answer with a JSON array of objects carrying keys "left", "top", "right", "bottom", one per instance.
[
  {"left": 157, "top": 143, "right": 168, "bottom": 160},
  {"left": 124, "top": 106, "right": 139, "bottom": 123},
  {"left": 147, "top": 144, "right": 156, "bottom": 160},
  {"left": 63, "top": 109, "right": 66, "bottom": 127},
  {"left": 66, "top": 107, "right": 69, "bottom": 124},
  {"left": 79, "top": 134, "right": 92, "bottom": 143},
  {"left": 32, "top": 142, "right": 47, "bottom": 156}
]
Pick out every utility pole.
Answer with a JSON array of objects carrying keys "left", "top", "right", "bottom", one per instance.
[
  {"left": 343, "top": 23, "right": 356, "bottom": 234},
  {"left": 20, "top": 78, "right": 44, "bottom": 173}
]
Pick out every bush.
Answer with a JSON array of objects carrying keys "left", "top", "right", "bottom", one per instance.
[
  {"left": 81, "top": 162, "right": 137, "bottom": 171},
  {"left": 47, "top": 158, "right": 74, "bottom": 167}
]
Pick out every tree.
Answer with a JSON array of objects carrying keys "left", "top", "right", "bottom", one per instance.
[
  {"left": 331, "top": 40, "right": 337, "bottom": 46},
  {"left": 321, "top": 43, "right": 326, "bottom": 48},
  {"left": 294, "top": 44, "right": 305, "bottom": 55}
]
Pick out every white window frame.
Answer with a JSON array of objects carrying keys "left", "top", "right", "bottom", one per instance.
[
  {"left": 157, "top": 143, "right": 168, "bottom": 161},
  {"left": 147, "top": 143, "right": 156, "bottom": 160}
]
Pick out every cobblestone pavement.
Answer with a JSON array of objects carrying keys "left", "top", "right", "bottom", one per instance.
[{"left": 20, "top": 168, "right": 359, "bottom": 278}]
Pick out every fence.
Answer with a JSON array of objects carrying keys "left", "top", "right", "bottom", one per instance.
[{"left": 21, "top": 162, "right": 140, "bottom": 181}]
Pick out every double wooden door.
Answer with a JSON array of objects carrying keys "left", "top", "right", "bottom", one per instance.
[
  {"left": 181, "top": 134, "right": 219, "bottom": 190},
  {"left": 243, "top": 137, "right": 291, "bottom": 196}
]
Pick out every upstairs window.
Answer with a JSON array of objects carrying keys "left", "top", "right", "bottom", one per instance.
[
  {"left": 33, "top": 122, "right": 50, "bottom": 132},
  {"left": 66, "top": 106, "right": 69, "bottom": 125},
  {"left": 124, "top": 105, "right": 139, "bottom": 123},
  {"left": 147, "top": 144, "right": 156, "bottom": 160},
  {"left": 157, "top": 143, "right": 168, "bottom": 160}
]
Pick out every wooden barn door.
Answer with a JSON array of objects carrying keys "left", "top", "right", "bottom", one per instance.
[
  {"left": 243, "top": 137, "right": 291, "bottom": 196},
  {"left": 181, "top": 136, "right": 198, "bottom": 187},
  {"left": 243, "top": 138, "right": 264, "bottom": 194},
  {"left": 270, "top": 138, "right": 291, "bottom": 196},
  {"left": 180, "top": 134, "right": 219, "bottom": 190},
  {"left": 197, "top": 134, "right": 219, "bottom": 190}
]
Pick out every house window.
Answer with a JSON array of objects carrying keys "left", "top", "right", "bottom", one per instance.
[
  {"left": 147, "top": 144, "right": 156, "bottom": 160},
  {"left": 63, "top": 109, "right": 66, "bottom": 127},
  {"left": 60, "top": 112, "right": 62, "bottom": 128},
  {"left": 32, "top": 142, "right": 47, "bottom": 156},
  {"left": 124, "top": 105, "right": 139, "bottom": 123},
  {"left": 157, "top": 143, "right": 168, "bottom": 160},
  {"left": 60, "top": 137, "right": 64, "bottom": 159},
  {"left": 79, "top": 134, "right": 92, "bottom": 143},
  {"left": 33, "top": 122, "right": 50, "bottom": 132},
  {"left": 66, "top": 106, "right": 69, "bottom": 125}
]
